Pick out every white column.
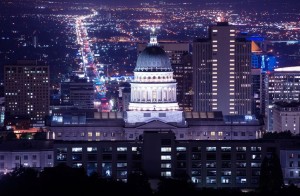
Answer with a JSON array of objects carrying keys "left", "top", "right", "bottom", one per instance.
[
  {"left": 167, "top": 88, "right": 169, "bottom": 101},
  {"left": 173, "top": 87, "right": 176, "bottom": 101},
  {"left": 139, "top": 87, "right": 142, "bottom": 102}
]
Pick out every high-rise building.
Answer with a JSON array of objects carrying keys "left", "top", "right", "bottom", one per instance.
[
  {"left": 193, "top": 22, "right": 252, "bottom": 115},
  {"left": 4, "top": 60, "right": 49, "bottom": 127},
  {"left": 60, "top": 76, "right": 94, "bottom": 109},
  {"left": 137, "top": 36, "right": 192, "bottom": 111}
]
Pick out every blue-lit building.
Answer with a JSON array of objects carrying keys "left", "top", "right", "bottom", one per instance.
[{"left": 240, "top": 32, "right": 277, "bottom": 72}]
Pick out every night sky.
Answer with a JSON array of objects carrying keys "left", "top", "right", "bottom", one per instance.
[{"left": 39, "top": 0, "right": 300, "bottom": 6}]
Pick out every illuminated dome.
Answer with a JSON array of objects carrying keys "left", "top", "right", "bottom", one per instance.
[{"left": 135, "top": 45, "right": 173, "bottom": 72}]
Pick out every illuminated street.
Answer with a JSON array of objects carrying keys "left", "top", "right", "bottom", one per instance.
[{"left": 74, "top": 10, "right": 108, "bottom": 111}]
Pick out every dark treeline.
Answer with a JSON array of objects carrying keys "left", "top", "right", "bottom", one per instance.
[{"left": 0, "top": 163, "right": 300, "bottom": 196}]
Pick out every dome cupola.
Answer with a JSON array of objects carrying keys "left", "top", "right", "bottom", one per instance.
[{"left": 135, "top": 45, "right": 172, "bottom": 72}]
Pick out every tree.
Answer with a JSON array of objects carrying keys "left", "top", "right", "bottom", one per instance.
[
  {"left": 155, "top": 176, "right": 196, "bottom": 196},
  {"left": 33, "top": 131, "right": 47, "bottom": 140},
  {"left": 262, "top": 130, "right": 293, "bottom": 139},
  {"left": 127, "top": 172, "right": 153, "bottom": 196},
  {"left": 259, "top": 153, "right": 284, "bottom": 193},
  {"left": 20, "top": 132, "right": 33, "bottom": 139},
  {"left": 5, "top": 131, "right": 17, "bottom": 140},
  {"left": 0, "top": 167, "right": 39, "bottom": 196}
]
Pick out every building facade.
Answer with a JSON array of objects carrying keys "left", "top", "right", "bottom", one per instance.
[
  {"left": 193, "top": 22, "right": 252, "bottom": 115},
  {"left": 280, "top": 139, "right": 300, "bottom": 187},
  {"left": 273, "top": 102, "right": 300, "bottom": 134},
  {"left": 4, "top": 60, "right": 50, "bottom": 127},
  {"left": 47, "top": 111, "right": 262, "bottom": 141},
  {"left": 0, "top": 140, "right": 53, "bottom": 175},
  {"left": 265, "top": 66, "right": 300, "bottom": 131},
  {"left": 53, "top": 131, "right": 278, "bottom": 189},
  {"left": 60, "top": 76, "right": 94, "bottom": 109}
]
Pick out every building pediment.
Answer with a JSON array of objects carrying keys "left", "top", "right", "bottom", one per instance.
[{"left": 135, "top": 120, "right": 178, "bottom": 129}]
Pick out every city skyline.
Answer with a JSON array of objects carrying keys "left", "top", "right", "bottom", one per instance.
[{"left": 0, "top": 0, "right": 300, "bottom": 193}]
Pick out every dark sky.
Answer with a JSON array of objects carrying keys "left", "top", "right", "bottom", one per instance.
[
  {"left": 41, "top": 0, "right": 298, "bottom": 6},
  {"left": 94, "top": 0, "right": 299, "bottom": 6}
]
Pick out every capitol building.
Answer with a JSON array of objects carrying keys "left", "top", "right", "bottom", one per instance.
[{"left": 48, "top": 34, "right": 262, "bottom": 141}]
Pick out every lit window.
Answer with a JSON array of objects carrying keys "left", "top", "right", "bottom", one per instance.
[
  {"left": 211, "top": 132, "right": 215, "bottom": 136},
  {"left": 161, "top": 155, "right": 171, "bottom": 160},
  {"left": 206, "top": 147, "right": 216, "bottom": 151},
  {"left": 88, "top": 132, "right": 92, "bottom": 137},
  {"left": 87, "top": 147, "right": 97, "bottom": 152},
  {"left": 161, "top": 163, "right": 172, "bottom": 168},
  {"left": 221, "top": 177, "right": 231, "bottom": 184},
  {"left": 117, "top": 147, "right": 127, "bottom": 152},
  {"left": 176, "top": 147, "right": 186, "bottom": 151},
  {"left": 221, "top": 147, "right": 231, "bottom": 151},
  {"left": 132, "top": 147, "right": 137, "bottom": 151},
  {"left": 161, "top": 147, "right": 171, "bottom": 152},
  {"left": 117, "top": 163, "right": 127, "bottom": 168},
  {"left": 236, "top": 147, "right": 246, "bottom": 151},
  {"left": 72, "top": 147, "right": 82, "bottom": 152},
  {"left": 250, "top": 147, "right": 261, "bottom": 152},
  {"left": 161, "top": 171, "right": 172, "bottom": 177}
]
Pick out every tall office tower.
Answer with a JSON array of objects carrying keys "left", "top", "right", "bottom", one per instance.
[
  {"left": 242, "top": 32, "right": 274, "bottom": 118},
  {"left": 137, "top": 37, "right": 191, "bottom": 111},
  {"left": 193, "top": 22, "right": 252, "bottom": 115},
  {"left": 4, "top": 60, "right": 49, "bottom": 127},
  {"left": 251, "top": 68, "right": 262, "bottom": 117},
  {"left": 178, "top": 53, "right": 193, "bottom": 111},
  {"left": 265, "top": 66, "right": 300, "bottom": 131},
  {"left": 60, "top": 76, "right": 94, "bottom": 109}
]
